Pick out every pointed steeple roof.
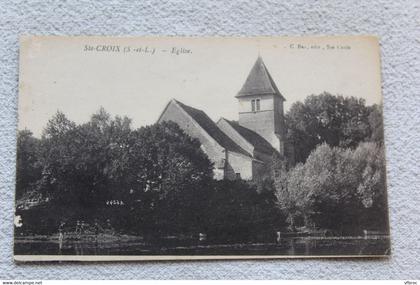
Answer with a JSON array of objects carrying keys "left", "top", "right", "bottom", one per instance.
[{"left": 236, "top": 56, "right": 285, "bottom": 100}]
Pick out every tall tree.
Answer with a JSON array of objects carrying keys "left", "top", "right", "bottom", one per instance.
[
  {"left": 286, "top": 92, "right": 377, "bottom": 163},
  {"left": 35, "top": 109, "right": 135, "bottom": 222},
  {"left": 278, "top": 142, "right": 387, "bottom": 234},
  {"left": 24, "top": 109, "right": 215, "bottom": 234},
  {"left": 367, "top": 104, "right": 384, "bottom": 143},
  {"left": 16, "top": 130, "right": 41, "bottom": 199},
  {"left": 126, "top": 121, "right": 214, "bottom": 235}
]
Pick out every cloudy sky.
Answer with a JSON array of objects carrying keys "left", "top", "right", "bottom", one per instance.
[{"left": 19, "top": 36, "right": 382, "bottom": 137}]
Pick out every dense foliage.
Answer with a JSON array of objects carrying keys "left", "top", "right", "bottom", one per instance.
[
  {"left": 16, "top": 130, "right": 42, "bottom": 199},
  {"left": 16, "top": 109, "right": 213, "bottom": 234},
  {"left": 202, "top": 180, "right": 283, "bottom": 242},
  {"left": 274, "top": 143, "right": 388, "bottom": 235},
  {"left": 274, "top": 93, "right": 387, "bottom": 234},
  {"left": 16, "top": 109, "right": 278, "bottom": 240},
  {"left": 286, "top": 92, "right": 383, "bottom": 163}
]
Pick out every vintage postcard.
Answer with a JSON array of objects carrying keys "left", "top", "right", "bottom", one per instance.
[{"left": 14, "top": 36, "right": 390, "bottom": 261}]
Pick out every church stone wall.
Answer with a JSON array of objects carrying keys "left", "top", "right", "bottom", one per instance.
[
  {"left": 239, "top": 110, "right": 280, "bottom": 153},
  {"left": 158, "top": 101, "right": 227, "bottom": 180},
  {"left": 273, "top": 95, "right": 286, "bottom": 155},
  {"left": 238, "top": 94, "right": 285, "bottom": 156},
  {"left": 225, "top": 151, "right": 254, "bottom": 180}
]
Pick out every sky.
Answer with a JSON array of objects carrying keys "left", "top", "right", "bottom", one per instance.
[{"left": 18, "top": 36, "right": 382, "bottom": 137}]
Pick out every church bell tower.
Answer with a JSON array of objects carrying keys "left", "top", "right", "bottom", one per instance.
[{"left": 236, "top": 56, "right": 286, "bottom": 155}]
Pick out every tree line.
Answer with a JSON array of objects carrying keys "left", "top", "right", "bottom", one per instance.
[
  {"left": 15, "top": 92, "right": 388, "bottom": 240},
  {"left": 274, "top": 92, "right": 388, "bottom": 234}
]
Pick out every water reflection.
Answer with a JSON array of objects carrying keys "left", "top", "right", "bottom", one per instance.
[
  {"left": 74, "top": 240, "right": 84, "bottom": 255},
  {"left": 287, "top": 238, "right": 295, "bottom": 255},
  {"left": 58, "top": 233, "right": 63, "bottom": 254},
  {"left": 14, "top": 236, "right": 390, "bottom": 256}
]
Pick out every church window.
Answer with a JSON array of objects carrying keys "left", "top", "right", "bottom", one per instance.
[{"left": 251, "top": 99, "right": 261, "bottom": 111}]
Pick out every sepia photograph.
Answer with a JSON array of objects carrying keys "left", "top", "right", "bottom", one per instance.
[{"left": 14, "top": 36, "right": 390, "bottom": 261}]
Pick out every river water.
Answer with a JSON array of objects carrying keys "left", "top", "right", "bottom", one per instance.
[{"left": 14, "top": 236, "right": 390, "bottom": 256}]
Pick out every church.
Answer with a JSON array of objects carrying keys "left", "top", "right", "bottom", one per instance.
[{"left": 157, "top": 56, "right": 289, "bottom": 181}]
